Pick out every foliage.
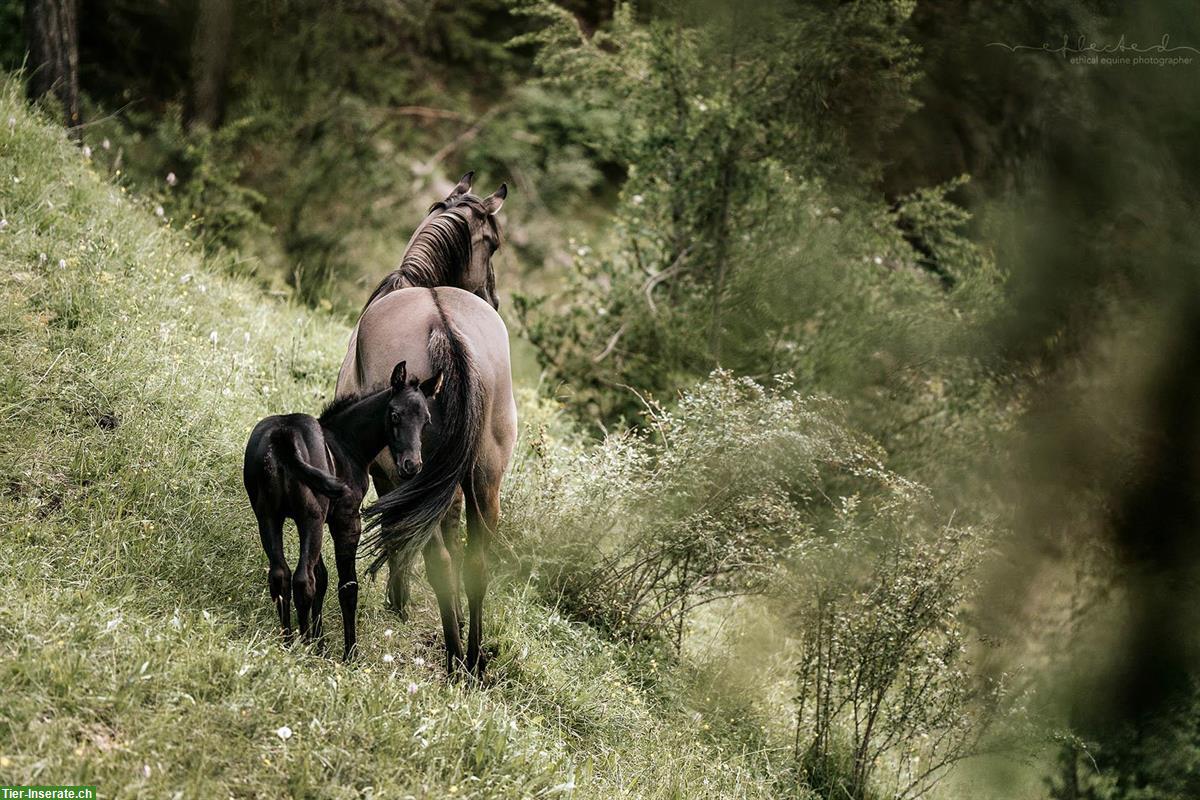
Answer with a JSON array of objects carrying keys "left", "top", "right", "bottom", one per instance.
[
  {"left": 505, "top": 369, "right": 922, "bottom": 644},
  {"left": 793, "top": 522, "right": 1001, "bottom": 800},
  {"left": 1046, "top": 694, "right": 1200, "bottom": 800},
  {"left": 509, "top": 1, "right": 1011, "bottom": 501},
  {"left": 69, "top": 0, "right": 581, "bottom": 309}
]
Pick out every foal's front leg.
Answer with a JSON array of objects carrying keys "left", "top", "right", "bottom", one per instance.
[{"left": 371, "top": 465, "right": 412, "bottom": 619}]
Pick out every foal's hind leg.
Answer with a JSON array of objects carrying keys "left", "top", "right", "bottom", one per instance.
[
  {"left": 463, "top": 475, "right": 499, "bottom": 677},
  {"left": 257, "top": 511, "right": 292, "bottom": 642},
  {"left": 311, "top": 555, "right": 329, "bottom": 643},
  {"left": 293, "top": 513, "right": 325, "bottom": 642}
]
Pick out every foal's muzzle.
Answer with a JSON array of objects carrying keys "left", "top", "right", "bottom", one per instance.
[{"left": 399, "top": 458, "right": 422, "bottom": 479}]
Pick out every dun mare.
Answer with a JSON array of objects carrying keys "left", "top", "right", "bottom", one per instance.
[
  {"left": 337, "top": 177, "right": 508, "bottom": 616},
  {"left": 349, "top": 286, "right": 517, "bottom": 676},
  {"left": 242, "top": 367, "right": 441, "bottom": 660}
]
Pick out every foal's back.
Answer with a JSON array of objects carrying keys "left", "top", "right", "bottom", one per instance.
[{"left": 243, "top": 414, "right": 333, "bottom": 516}]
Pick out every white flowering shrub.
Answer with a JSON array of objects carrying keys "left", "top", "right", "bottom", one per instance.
[
  {"left": 503, "top": 370, "right": 1000, "bottom": 799},
  {"left": 792, "top": 520, "right": 1003, "bottom": 800},
  {"left": 504, "top": 370, "right": 921, "bottom": 643}
]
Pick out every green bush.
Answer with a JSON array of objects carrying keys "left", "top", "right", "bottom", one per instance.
[
  {"left": 793, "top": 522, "right": 1003, "bottom": 800},
  {"left": 503, "top": 370, "right": 921, "bottom": 643}
]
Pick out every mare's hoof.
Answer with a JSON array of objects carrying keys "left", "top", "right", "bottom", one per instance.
[{"left": 384, "top": 601, "right": 410, "bottom": 621}]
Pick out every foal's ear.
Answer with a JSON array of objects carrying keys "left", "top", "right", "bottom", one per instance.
[
  {"left": 390, "top": 361, "right": 407, "bottom": 389},
  {"left": 448, "top": 171, "right": 474, "bottom": 199},
  {"left": 484, "top": 183, "right": 507, "bottom": 215},
  {"left": 419, "top": 371, "right": 444, "bottom": 399}
]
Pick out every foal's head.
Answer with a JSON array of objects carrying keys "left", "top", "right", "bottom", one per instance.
[{"left": 386, "top": 361, "right": 443, "bottom": 479}]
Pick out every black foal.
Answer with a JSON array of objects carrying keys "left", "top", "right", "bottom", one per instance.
[{"left": 243, "top": 361, "right": 441, "bottom": 659}]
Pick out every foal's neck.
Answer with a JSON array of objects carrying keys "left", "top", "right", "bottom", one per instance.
[{"left": 320, "top": 389, "right": 390, "bottom": 471}]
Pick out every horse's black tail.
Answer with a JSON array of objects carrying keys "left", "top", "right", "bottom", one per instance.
[
  {"left": 362, "top": 316, "right": 483, "bottom": 575},
  {"left": 272, "top": 429, "right": 346, "bottom": 499}
]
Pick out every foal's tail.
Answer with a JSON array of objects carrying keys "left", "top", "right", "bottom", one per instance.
[
  {"left": 362, "top": 314, "right": 483, "bottom": 575},
  {"left": 272, "top": 430, "right": 347, "bottom": 499}
]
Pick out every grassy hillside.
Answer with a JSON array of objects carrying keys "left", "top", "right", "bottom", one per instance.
[{"left": 0, "top": 83, "right": 778, "bottom": 799}]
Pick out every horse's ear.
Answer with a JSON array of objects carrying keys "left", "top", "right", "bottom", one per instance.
[
  {"left": 420, "top": 371, "right": 444, "bottom": 399},
  {"left": 484, "top": 183, "right": 507, "bottom": 215},
  {"left": 449, "top": 171, "right": 474, "bottom": 199},
  {"left": 390, "top": 361, "right": 407, "bottom": 389}
]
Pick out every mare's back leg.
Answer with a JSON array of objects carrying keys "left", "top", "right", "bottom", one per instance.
[
  {"left": 423, "top": 529, "right": 465, "bottom": 674},
  {"left": 256, "top": 508, "right": 292, "bottom": 642},
  {"left": 442, "top": 487, "right": 465, "bottom": 628},
  {"left": 463, "top": 471, "right": 500, "bottom": 677}
]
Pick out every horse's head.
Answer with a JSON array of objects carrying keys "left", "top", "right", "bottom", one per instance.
[
  {"left": 385, "top": 361, "right": 442, "bottom": 479},
  {"left": 406, "top": 171, "right": 506, "bottom": 308}
]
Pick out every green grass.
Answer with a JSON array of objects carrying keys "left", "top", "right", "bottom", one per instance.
[{"left": 0, "top": 83, "right": 781, "bottom": 798}]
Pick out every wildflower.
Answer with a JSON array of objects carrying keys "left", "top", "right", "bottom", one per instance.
[
  {"left": 102, "top": 138, "right": 111, "bottom": 150},
  {"left": 209, "top": 331, "right": 219, "bottom": 345},
  {"left": 383, "top": 628, "right": 394, "bottom": 638},
  {"left": 382, "top": 654, "right": 394, "bottom": 664},
  {"left": 631, "top": 194, "right": 644, "bottom": 206},
  {"left": 154, "top": 205, "right": 165, "bottom": 218},
  {"left": 82, "top": 145, "right": 92, "bottom": 159},
  {"left": 407, "top": 681, "right": 419, "bottom": 695},
  {"left": 142, "top": 764, "right": 152, "bottom": 778},
  {"left": 166, "top": 172, "right": 177, "bottom": 187},
  {"left": 0, "top": 219, "right": 7, "bottom": 231},
  {"left": 412, "top": 656, "right": 425, "bottom": 667},
  {"left": 58, "top": 259, "right": 66, "bottom": 269},
  {"left": 275, "top": 725, "right": 292, "bottom": 740},
  {"left": 873, "top": 256, "right": 883, "bottom": 265}
]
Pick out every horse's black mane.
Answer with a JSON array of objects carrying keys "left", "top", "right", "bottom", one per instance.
[
  {"left": 318, "top": 387, "right": 386, "bottom": 423},
  {"left": 362, "top": 195, "right": 486, "bottom": 312}
]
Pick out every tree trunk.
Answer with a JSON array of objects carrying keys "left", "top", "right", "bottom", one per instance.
[
  {"left": 24, "top": 0, "right": 80, "bottom": 134},
  {"left": 185, "top": 0, "right": 234, "bottom": 131}
]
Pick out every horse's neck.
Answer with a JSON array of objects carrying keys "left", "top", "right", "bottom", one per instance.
[
  {"left": 322, "top": 392, "right": 389, "bottom": 471},
  {"left": 397, "top": 260, "right": 459, "bottom": 290}
]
